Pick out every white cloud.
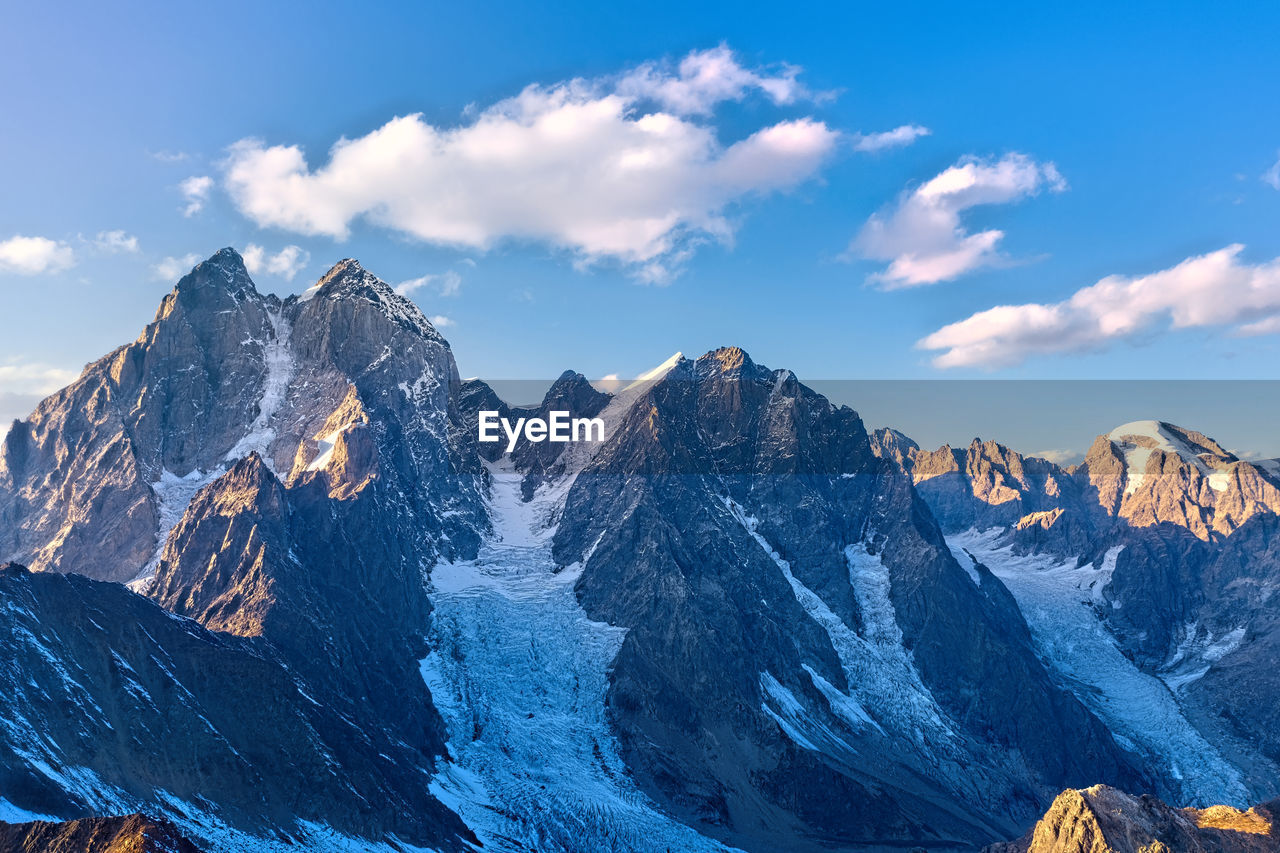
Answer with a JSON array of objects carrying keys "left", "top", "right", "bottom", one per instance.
[
  {"left": 0, "top": 235, "right": 75, "bottom": 275},
  {"left": 223, "top": 46, "right": 839, "bottom": 281},
  {"left": 919, "top": 244, "right": 1280, "bottom": 368},
  {"left": 93, "top": 230, "right": 140, "bottom": 253},
  {"left": 1264, "top": 151, "right": 1280, "bottom": 190},
  {"left": 1031, "top": 449, "right": 1084, "bottom": 466},
  {"left": 243, "top": 244, "right": 310, "bottom": 281},
  {"left": 149, "top": 149, "right": 189, "bottom": 163},
  {"left": 852, "top": 153, "right": 1067, "bottom": 288},
  {"left": 615, "top": 44, "right": 806, "bottom": 116},
  {"left": 395, "top": 269, "right": 462, "bottom": 298},
  {"left": 0, "top": 360, "right": 78, "bottom": 394},
  {"left": 852, "top": 124, "right": 931, "bottom": 153},
  {"left": 180, "top": 175, "right": 213, "bottom": 217},
  {"left": 0, "top": 360, "right": 79, "bottom": 440},
  {"left": 429, "top": 314, "right": 454, "bottom": 328},
  {"left": 152, "top": 253, "right": 202, "bottom": 281}
]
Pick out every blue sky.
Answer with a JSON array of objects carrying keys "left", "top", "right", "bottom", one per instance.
[{"left": 3, "top": 1, "right": 1280, "bottom": 451}]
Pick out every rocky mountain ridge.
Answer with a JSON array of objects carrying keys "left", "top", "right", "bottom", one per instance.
[{"left": 1, "top": 249, "right": 1278, "bottom": 851}]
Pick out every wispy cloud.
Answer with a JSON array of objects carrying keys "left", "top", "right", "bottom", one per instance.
[
  {"left": 223, "top": 46, "right": 839, "bottom": 282},
  {"left": 1264, "top": 151, "right": 1280, "bottom": 190},
  {"left": 1031, "top": 448, "right": 1084, "bottom": 466},
  {"left": 615, "top": 44, "right": 809, "bottom": 116},
  {"left": 149, "top": 149, "right": 189, "bottom": 163},
  {"left": 0, "top": 235, "right": 75, "bottom": 275},
  {"left": 429, "top": 314, "right": 455, "bottom": 328},
  {"left": 0, "top": 359, "right": 79, "bottom": 439},
  {"left": 92, "top": 230, "right": 140, "bottom": 254},
  {"left": 395, "top": 269, "right": 462, "bottom": 298},
  {"left": 850, "top": 153, "right": 1066, "bottom": 288},
  {"left": 919, "top": 244, "right": 1280, "bottom": 368},
  {"left": 152, "top": 253, "right": 202, "bottom": 281},
  {"left": 243, "top": 244, "right": 310, "bottom": 281},
  {"left": 180, "top": 175, "right": 213, "bottom": 217},
  {"left": 0, "top": 360, "right": 78, "bottom": 394},
  {"left": 852, "top": 124, "right": 930, "bottom": 153}
]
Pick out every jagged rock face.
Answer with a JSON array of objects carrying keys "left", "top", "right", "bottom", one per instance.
[
  {"left": 0, "top": 251, "right": 276, "bottom": 580},
  {"left": 0, "top": 250, "right": 484, "bottom": 583},
  {"left": 987, "top": 785, "right": 1280, "bottom": 853},
  {"left": 458, "top": 370, "right": 610, "bottom": 496},
  {"left": 880, "top": 419, "right": 1280, "bottom": 811},
  {"left": 551, "top": 349, "right": 1141, "bottom": 851},
  {"left": 880, "top": 422, "right": 1280, "bottom": 556},
  {"left": 0, "top": 564, "right": 472, "bottom": 850},
  {"left": 0, "top": 813, "right": 201, "bottom": 853},
  {"left": 872, "top": 431, "right": 1103, "bottom": 556},
  {"left": 0, "top": 251, "right": 488, "bottom": 849}
]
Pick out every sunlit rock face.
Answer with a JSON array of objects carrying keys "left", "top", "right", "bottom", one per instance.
[
  {"left": 0, "top": 813, "right": 203, "bottom": 853},
  {"left": 986, "top": 785, "right": 1280, "bottom": 853},
  {"left": 3, "top": 248, "right": 1280, "bottom": 852},
  {"left": 0, "top": 251, "right": 486, "bottom": 851}
]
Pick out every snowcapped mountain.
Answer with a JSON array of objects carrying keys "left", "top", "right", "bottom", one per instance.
[{"left": 2, "top": 249, "right": 1280, "bottom": 851}]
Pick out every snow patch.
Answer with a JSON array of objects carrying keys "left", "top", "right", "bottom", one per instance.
[
  {"left": 131, "top": 466, "right": 224, "bottom": 589},
  {"left": 950, "top": 528, "right": 1248, "bottom": 806},
  {"left": 1109, "top": 420, "right": 1231, "bottom": 494},
  {"left": 721, "top": 497, "right": 956, "bottom": 749},
  {"left": 224, "top": 307, "right": 295, "bottom": 470},
  {"left": 423, "top": 459, "right": 735, "bottom": 852},
  {"left": 1160, "top": 622, "right": 1248, "bottom": 693}
]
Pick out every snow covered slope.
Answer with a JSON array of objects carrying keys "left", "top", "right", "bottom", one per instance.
[
  {"left": 948, "top": 528, "right": 1248, "bottom": 807},
  {"left": 422, "top": 461, "right": 736, "bottom": 853}
]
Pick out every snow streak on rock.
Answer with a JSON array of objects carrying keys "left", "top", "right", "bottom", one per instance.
[
  {"left": 423, "top": 461, "right": 736, "bottom": 853},
  {"left": 224, "top": 307, "right": 295, "bottom": 470},
  {"left": 722, "top": 498, "right": 958, "bottom": 746}
]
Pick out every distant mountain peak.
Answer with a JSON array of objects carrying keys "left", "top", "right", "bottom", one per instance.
[
  {"left": 176, "top": 247, "right": 256, "bottom": 296},
  {"left": 299, "top": 257, "right": 448, "bottom": 343},
  {"left": 1107, "top": 419, "right": 1237, "bottom": 494}
]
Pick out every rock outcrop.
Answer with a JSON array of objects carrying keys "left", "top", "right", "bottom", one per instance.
[
  {"left": 987, "top": 785, "right": 1280, "bottom": 853},
  {"left": 550, "top": 348, "right": 1142, "bottom": 851},
  {"left": 0, "top": 813, "right": 201, "bottom": 853}
]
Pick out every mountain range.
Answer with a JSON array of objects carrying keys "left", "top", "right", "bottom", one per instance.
[{"left": 1, "top": 249, "right": 1277, "bottom": 853}]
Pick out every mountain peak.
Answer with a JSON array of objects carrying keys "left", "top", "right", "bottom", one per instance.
[
  {"left": 172, "top": 247, "right": 256, "bottom": 298},
  {"left": 1107, "top": 419, "right": 1237, "bottom": 493},
  {"left": 298, "top": 258, "right": 448, "bottom": 343}
]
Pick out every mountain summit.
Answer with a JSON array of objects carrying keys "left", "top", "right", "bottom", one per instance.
[{"left": 2, "top": 250, "right": 1279, "bottom": 852}]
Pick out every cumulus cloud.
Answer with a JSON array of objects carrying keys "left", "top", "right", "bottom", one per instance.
[
  {"left": 395, "top": 270, "right": 462, "bottom": 298},
  {"left": 152, "top": 253, "right": 202, "bottom": 281},
  {"left": 1264, "top": 151, "right": 1280, "bottom": 190},
  {"left": 243, "top": 244, "right": 310, "bottom": 281},
  {"left": 180, "top": 175, "right": 213, "bottom": 217},
  {"left": 851, "top": 153, "right": 1067, "bottom": 288},
  {"left": 0, "top": 235, "right": 75, "bottom": 275},
  {"left": 223, "top": 46, "right": 839, "bottom": 281},
  {"left": 428, "top": 315, "right": 454, "bottom": 328},
  {"left": 93, "top": 230, "right": 140, "bottom": 253},
  {"left": 852, "top": 124, "right": 931, "bottom": 153},
  {"left": 919, "top": 244, "right": 1280, "bottom": 368}
]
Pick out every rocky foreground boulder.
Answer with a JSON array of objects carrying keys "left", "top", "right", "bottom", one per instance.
[
  {"left": 987, "top": 786, "right": 1280, "bottom": 853},
  {"left": 0, "top": 813, "right": 200, "bottom": 853}
]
